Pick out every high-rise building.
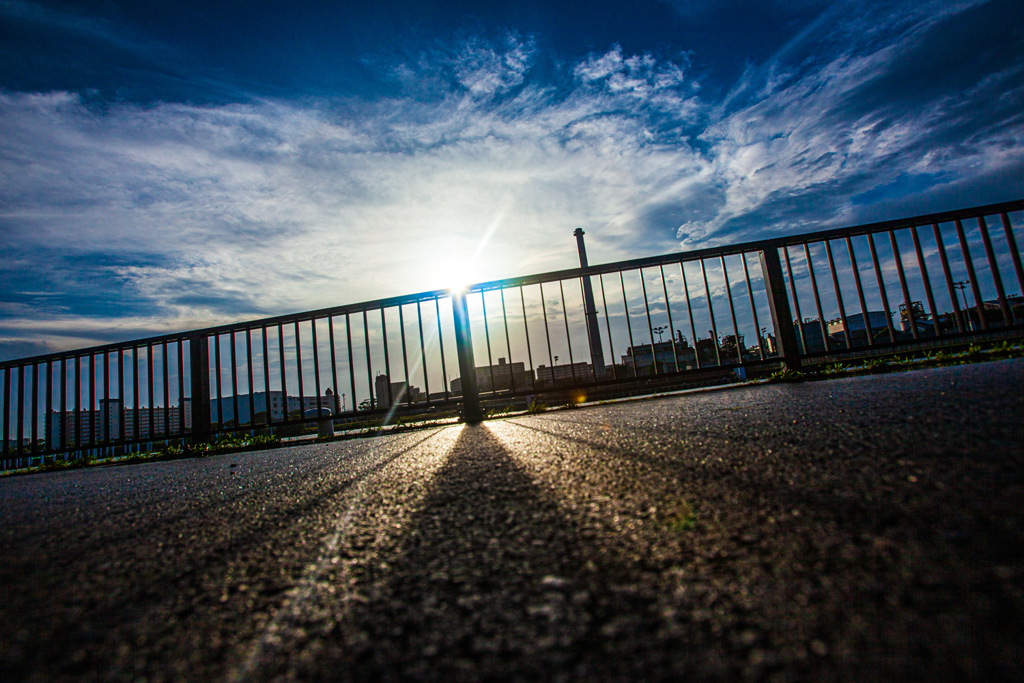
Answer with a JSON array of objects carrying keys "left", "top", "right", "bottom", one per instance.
[{"left": 374, "top": 375, "right": 424, "bottom": 409}]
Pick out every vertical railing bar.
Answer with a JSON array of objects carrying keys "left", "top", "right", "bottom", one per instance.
[
  {"left": 17, "top": 366, "right": 25, "bottom": 462},
  {"left": 262, "top": 327, "right": 272, "bottom": 426},
  {"left": 74, "top": 356, "right": 82, "bottom": 454},
  {"left": 88, "top": 354, "right": 96, "bottom": 448},
  {"left": 867, "top": 234, "right": 898, "bottom": 342},
  {"left": 558, "top": 279, "right": 578, "bottom": 385},
  {"left": 599, "top": 274, "right": 617, "bottom": 380},
  {"left": 680, "top": 262, "right": 701, "bottom": 370},
  {"left": 178, "top": 341, "right": 185, "bottom": 438},
  {"left": 380, "top": 309, "right": 392, "bottom": 409},
  {"left": 295, "top": 321, "right": 305, "bottom": 419},
  {"left": 147, "top": 344, "right": 154, "bottom": 440},
  {"left": 99, "top": 357, "right": 105, "bottom": 451},
  {"left": 518, "top": 287, "right": 536, "bottom": 391},
  {"left": 659, "top": 265, "right": 680, "bottom": 372},
  {"left": 741, "top": 253, "right": 766, "bottom": 360},
  {"left": 932, "top": 224, "right": 965, "bottom": 333},
  {"left": 101, "top": 352, "right": 109, "bottom": 446},
  {"left": 278, "top": 325, "right": 288, "bottom": 422},
  {"left": 398, "top": 306, "right": 411, "bottom": 407},
  {"left": 620, "top": 272, "right": 639, "bottom": 376},
  {"left": 345, "top": 314, "right": 358, "bottom": 412},
  {"left": 910, "top": 227, "right": 942, "bottom": 337},
  {"left": 44, "top": 360, "right": 53, "bottom": 455},
  {"left": 578, "top": 277, "right": 597, "bottom": 381},
  {"left": 845, "top": 237, "right": 874, "bottom": 346},
  {"left": 117, "top": 349, "right": 125, "bottom": 445},
  {"left": 416, "top": 303, "right": 430, "bottom": 404},
  {"left": 434, "top": 298, "right": 450, "bottom": 400},
  {"left": 889, "top": 230, "right": 919, "bottom": 340},
  {"left": 2, "top": 367, "right": 9, "bottom": 460},
  {"left": 1000, "top": 212, "right": 1024, "bottom": 304},
  {"left": 977, "top": 215, "right": 1012, "bottom": 325},
  {"left": 540, "top": 282, "right": 556, "bottom": 376},
  {"left": 159, "top": 342, "right": 167, "bottom": 438},
  {"left": 131, "top": 348, "right": 139, "bottom": 442},
  {"left": 312, "top": 318, "right": 323, "bottom": 411},
  {"left": 362, "top": 312, "right": 373, "bottom": 410},
  {"left": 803, "top": 244, "right": 832, "bottom": 351},
  {"left": 700, "top": 259, "right": 722, "bottom": 366},
  {"left": 212, "top": 336, "right": 221, "bottom": 430},
  {"left": 639, "top": 269, "right": 659, "bottom": 375},
  {"left": 720, "top": 256, "right": 743, "bottom": 364},
  {"left": 783, "top": 247, "right": 809, "bottom": 352},
  {"left": 824, "top": 241, "right": 851, "bottom": 349},
  {"left": 329, "top": 317, "right": 341, "bottom": 411},
  {"left": 479, "top": 293, "right": 496, "bottom": 395},
  {"left": 955, "top": 218, "right": 987, "bottom": 331},
  {"left": 356, "top": 313, "right": 372, "bottom": 411},
  {"left": 31, "top": 364, "right": 39, "bottom": 457},
  {"left": 59, "top": 357, "right": 66, "bottom": 452},
  {"left": 500, "top": 289, "right": 516, "bottom": 394},
  {"left": 245, "top": 332, "right": 254, "bottom": 431}
]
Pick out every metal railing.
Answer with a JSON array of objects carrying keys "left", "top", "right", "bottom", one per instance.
[{"left": 2, "top": 199, "right": 1022, "bottom": 468}]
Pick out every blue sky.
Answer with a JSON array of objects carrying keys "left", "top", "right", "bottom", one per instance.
[{"left": 2, "top": 0, "right": 1023, "bottom": 360}]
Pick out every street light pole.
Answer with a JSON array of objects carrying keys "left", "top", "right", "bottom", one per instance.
[{"left": 954, "top": 281, "right": 972, "bottom": 331}]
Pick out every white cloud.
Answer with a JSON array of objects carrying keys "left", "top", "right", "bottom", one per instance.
[
  {"left": 2, "top": 5, "right": 1023, "bottom": 358},
  {"left": 0, "top": 40, "right": 712, "bottom": 354}
]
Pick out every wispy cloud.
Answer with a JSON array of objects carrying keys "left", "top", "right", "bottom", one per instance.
[
  {"left": 1, "top": 1, "right": 1022, "bottom": 359},
  {"left": 677, "top": 0, "right": 1024, "bottom": 245}
]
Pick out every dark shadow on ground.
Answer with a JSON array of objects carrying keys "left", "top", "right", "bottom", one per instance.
[{"left": 290, "top": 424, "right": 725, "bottom": 682}]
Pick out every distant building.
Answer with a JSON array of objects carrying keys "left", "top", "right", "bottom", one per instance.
[
  {"left": 535, "top": 361, "right": 594, "bottom": 385},
  {"left": 451, "top": 358, "right": 534, "bottom": 394},
  {"left": 794, "top": 319, "right": 827, "bottom": 354},
  {"left": 827, "top": 311, "right": 892, "bottom": 343},
  {"left": 45, "top": 388, "right": 341, "bottom": 447},
  {"left": 374, "top": 375, "right": 423, "bottom": 409},
  {"left": 47, "top": 398, "right": 193, "bottom": 448},
  {"left": 621, "top": 340, "right": 697, "bottom": 372},
  {"left": 212, "top": 391, "right": 333, "bottom": 424}
]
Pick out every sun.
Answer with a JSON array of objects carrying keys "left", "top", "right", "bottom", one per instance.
[{"left": 433, "top": 259, "right": 478, "bottom": 293}]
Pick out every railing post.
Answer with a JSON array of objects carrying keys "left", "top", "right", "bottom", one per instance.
[
  {"left": 759, "top": 248, "right": 802, "bottom": 371},
  {"left": 189, "top": 334, "right": 211, "bottom": 444},
  {"left": 451, "top": 290, "right": 483, "bottom": 424}
]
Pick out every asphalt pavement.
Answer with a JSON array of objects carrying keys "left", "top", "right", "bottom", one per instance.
[{"left": 2, "top": 359, "right": 1023, "bottom": 682}]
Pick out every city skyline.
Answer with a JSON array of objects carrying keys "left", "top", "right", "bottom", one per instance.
[{"left": 2, "top": 0, "right": 1023, "bottom": 360}]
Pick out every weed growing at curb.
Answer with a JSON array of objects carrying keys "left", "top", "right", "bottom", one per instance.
[{"left": 526, "top": 400, "right": 548, "bottom": 414}]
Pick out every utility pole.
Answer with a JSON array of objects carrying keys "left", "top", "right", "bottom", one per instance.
[{"left": 574, "top": 228, "right": 606, "bottom": 378}]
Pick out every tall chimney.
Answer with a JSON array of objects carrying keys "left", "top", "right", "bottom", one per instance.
[{"left": 574, "top": 228, "right": 606, "bottom": 377}]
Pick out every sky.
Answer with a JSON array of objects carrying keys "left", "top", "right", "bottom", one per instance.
[{"left": 2, "top": 0, "right": 1023, "bottom": 361}]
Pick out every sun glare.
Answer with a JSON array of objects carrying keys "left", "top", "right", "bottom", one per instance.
[{"left": 434, "top": 260, "right": 477, "bottom": 293}]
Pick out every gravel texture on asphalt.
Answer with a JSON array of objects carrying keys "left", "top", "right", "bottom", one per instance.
[{"left": 2, "top": 359, "right": 1022, "bottom": 682}]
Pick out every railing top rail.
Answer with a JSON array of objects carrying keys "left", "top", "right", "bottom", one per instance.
[
  {"left": 466, "top": 198, "right": 1024, "bottom": 292},
  {"left": 0, "top": 288, "right": 452, "bottom": 369},
  {"left": 2, "top": 198, "right": 1020, "bottom": 369}
]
